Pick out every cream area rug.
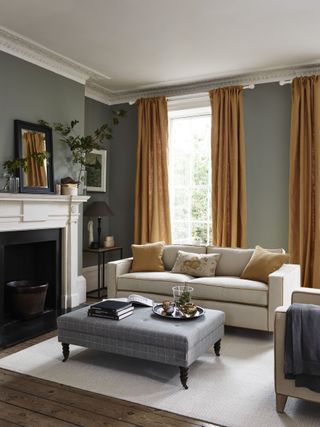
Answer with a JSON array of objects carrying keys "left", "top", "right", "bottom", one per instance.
[{"left": 0, "top": 328, "right": 319, "bottom": 427}]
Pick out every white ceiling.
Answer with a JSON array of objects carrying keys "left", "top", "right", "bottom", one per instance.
[{"left": 0, "top": 0, "right": 320, "bottom": 101}]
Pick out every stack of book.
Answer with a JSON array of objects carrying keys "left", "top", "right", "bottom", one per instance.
[{"left": 88, "top": 300, "right": 134, "bottom": 320}]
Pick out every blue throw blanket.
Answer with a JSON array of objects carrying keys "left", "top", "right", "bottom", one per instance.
[{"left": 284, "top": 303, "right": 320, "bottom": 392}]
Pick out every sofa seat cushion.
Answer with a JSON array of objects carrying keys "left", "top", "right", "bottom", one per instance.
[
  {"left": 187, "top": 276, "right": 268, "bottom": 306},
  {"left": 117, "top": 272, "right": 194, "bottom": 296}
]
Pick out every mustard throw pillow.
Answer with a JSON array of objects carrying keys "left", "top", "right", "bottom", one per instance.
[
  {"left": 240, "top": 245, "right": 289, "bottom": 284},
  {"left": 131, "top": 241, "right": 165, "bottom": 272}
]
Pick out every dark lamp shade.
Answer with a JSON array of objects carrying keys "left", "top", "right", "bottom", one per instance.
[{"left": 84, "top": 201, "right": 114, "bottom": 217}]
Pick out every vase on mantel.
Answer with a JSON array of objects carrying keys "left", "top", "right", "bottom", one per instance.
[
  {"left": 0, "top": 174, "right": 19, "bottom": 193},
  {"left": 78, "top": 169, "right": 87, "bottom": 195}
]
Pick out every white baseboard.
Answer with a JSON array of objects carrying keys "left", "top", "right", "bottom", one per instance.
[{"left": 82, "top": 265, "right": 105, "bottom": 292}]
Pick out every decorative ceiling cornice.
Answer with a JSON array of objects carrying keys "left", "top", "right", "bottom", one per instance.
[
  {"left": 104, "top": 62, "right": 320, "bottom": 105},
  {"left": 0, "top": 25, "right": 111, "bottom": 85},
  {"left": 1, "top": 25, "right": 320, "bottom": 105}
]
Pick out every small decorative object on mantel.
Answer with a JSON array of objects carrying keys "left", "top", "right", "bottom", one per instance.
[
  {"left": 84, "top": 201, "right": 114, "bottom": 249},
  {"left": 39, "top": 110, "right": 126, "bottom": 195},
  {"left": 61, "top": 177, "right": 78, "bottom": 195}
]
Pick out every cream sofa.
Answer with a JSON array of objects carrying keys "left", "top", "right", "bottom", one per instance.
[{"left": 106, "top": 245, "right": 300, "bottom": 331}]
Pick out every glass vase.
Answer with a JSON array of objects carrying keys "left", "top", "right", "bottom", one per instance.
[
  {"left": 8, "top": 177, "right": 20, "bottom": 193},
  {"left": 78, "top": 169, "right": 87, "bottom": 195},
  {"left": 172, "top": 285, "right": 194, "bottom": 308}
]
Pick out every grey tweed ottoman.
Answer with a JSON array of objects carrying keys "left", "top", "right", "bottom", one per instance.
[{"left": 57, "top": 306, "right": 225, "bottom": 389}]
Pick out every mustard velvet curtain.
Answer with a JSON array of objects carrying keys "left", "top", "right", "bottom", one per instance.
[
  {"left": 289, "top": 75, "right": 320, "bottom": 288},
  {"left": 209, "top": 86, "right": 247, "bottom": 248},
  {"left": 134, "top": 96, "right": 171, "bottom": 244}
]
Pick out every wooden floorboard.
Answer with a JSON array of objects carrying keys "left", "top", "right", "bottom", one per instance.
[{"left": 0, "top": 305, "right": 220, "bottom": 427}]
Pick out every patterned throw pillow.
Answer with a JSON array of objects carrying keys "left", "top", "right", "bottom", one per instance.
[{"left": 172, "top": 250, "right": 221, "bottom": 277}]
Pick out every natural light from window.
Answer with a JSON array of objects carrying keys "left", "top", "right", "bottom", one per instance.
[{"left": 169, "top": 108, "right": 212, "bottom": 245}]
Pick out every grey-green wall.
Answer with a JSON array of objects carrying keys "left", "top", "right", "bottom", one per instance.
[
  {"left": 83, "top": 98, "right": 137, "bottom": 267},
  {"left": 0, "top": 51, "right": 85, "bottom": 270},
  {"left": 244, "top": 82, "right": 291, "bottom": 250},
  {"left": 0, "top": 48, "right": 291, "bottom": 272}
]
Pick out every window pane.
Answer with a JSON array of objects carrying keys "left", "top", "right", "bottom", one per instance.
[
  {"left": 192, "top": 187, "right": 208, "bottom": 221},
  {"left": 172, "top": 222, "right": 190, "bottom": 243},
  {"left": 169, "top": 111, "right": 212, "bottom": 245}
]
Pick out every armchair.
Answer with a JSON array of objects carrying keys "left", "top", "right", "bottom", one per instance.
[{"left": 274, "top": 288, "right": 320, "bottom": 412}]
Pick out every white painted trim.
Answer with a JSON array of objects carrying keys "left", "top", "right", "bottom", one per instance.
[
  {"left": 0, "top": 193, "right": 90, "bottom": 308},
  {"left": 168, "top": 106, "right": 211, "bottom": 118},
  {"left": 0, "top": 25, "right": 110, "bottom": 86},
  {"left": 76, "top": 275, "right": 87, "bottom": 306},
  {"left": 1, "top": 24, "right": 320, "bottom": 105},
  {"left": 108, "top": 63, "right": 320, "bottom": 105},
  {"left": 85, "top": 84, "right": 114, "bottom": 105},
  {"left": 168, "top": 93, "right": 210, "bottom": 111},
  {"left": 82, "top": 265, "right": 105, "bottom": 292}
]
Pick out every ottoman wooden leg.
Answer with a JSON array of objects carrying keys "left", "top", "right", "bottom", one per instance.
[
  {"left": 179, "top": 367, "right": 189, "bottom": 389},
  {"left": 62, "top": 343, "right": 70, "bottom": 362},
  {"left": 214, "top": 339, "right": 221, "bottom": 356}
]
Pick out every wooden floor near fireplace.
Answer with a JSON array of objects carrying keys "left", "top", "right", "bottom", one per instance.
[{"left": 0, "top": 323, "right": 219, "bottom": 426}]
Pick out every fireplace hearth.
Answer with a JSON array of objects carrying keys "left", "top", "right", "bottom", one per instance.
[{"left": 0, "top": 229, "right": 61, "bottom": 347}]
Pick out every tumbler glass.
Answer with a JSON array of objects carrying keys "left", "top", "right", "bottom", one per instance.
[{"left": 172, "top": 285, "right": 194, "bottom": 308}]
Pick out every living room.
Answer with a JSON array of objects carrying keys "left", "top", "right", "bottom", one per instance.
[{"left": 0, "top": 1, "right": 319, "bottom": 426}]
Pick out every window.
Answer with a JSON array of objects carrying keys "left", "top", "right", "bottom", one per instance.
[{"left": 169, "top": 107, "right": 212, "bottom": 244}]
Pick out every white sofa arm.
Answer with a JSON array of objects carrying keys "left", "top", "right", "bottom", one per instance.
[
  {"left": 106, "top": 257, "right": 133, "bottom": 298},
  {"left": 267, "top": 264, "right": 301, "bottom": 331},
  {"left": 292, "top": 288, "right": 320, "bottom": 305}
]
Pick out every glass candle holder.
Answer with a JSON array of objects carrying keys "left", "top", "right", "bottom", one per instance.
[{"left": 172, "top": 285, "right": 194, "bottom": 308}]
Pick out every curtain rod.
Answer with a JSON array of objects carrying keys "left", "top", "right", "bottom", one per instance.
[{"left": 129, "top": 84, "right": 256, "bottom": 104}]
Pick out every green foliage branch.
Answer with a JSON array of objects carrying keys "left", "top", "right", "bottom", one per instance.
[{"left": 39, "top": 109, "right": 126, "bottom": 183}]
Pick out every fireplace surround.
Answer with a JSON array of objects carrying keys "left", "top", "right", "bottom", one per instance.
[{"left": 0, "top": 193, "right": 89, "bottom": 346}]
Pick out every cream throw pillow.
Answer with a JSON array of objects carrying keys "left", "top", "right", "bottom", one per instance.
[
  {"left": 240, "top": 245, "right": 289, "bottom": 284},
  {"left": 131, "top": 241, "right": 165, "bottom": 272},
  {"left": 172, "top": 250, "right": 221, "bottom": 277}
]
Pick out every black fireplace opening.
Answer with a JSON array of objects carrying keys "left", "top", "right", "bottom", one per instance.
[{"left": 0, "top": 228, "right": 61, "bottom": 347}]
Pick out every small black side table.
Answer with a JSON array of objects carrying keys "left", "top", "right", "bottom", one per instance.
[{"left": 84, "top": 246, "right": 123, "bottom": 299}]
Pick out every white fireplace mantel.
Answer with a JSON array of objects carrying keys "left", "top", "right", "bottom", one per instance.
[{"left": 0, "top": 193, "right": 90, "bottom": 308}]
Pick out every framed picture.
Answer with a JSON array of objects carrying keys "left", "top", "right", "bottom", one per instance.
[{"left": 86, "top": 149, "right": 107, "bottom": 192}]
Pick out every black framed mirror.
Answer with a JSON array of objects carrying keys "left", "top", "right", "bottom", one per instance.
[{"left": 14, "top": 120, "right": 54, "bottom": 194}]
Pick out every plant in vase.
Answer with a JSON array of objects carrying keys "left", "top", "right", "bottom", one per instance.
[
  {"left": 2, "top": 151, "right": 50, "bottom": 192},
  {"left": 39, "top": 109, "right": 126, "bottom": 194}
]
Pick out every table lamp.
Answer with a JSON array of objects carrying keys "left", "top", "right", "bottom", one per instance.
[{"left": 84, "top": 201, "right": 114, "bottom": 249}]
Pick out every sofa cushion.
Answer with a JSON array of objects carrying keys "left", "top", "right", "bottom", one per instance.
[
  {"left": 162, "top": 244, "right": 206, "bottom": 270},
  {"left": 206, "top": 247, "right": 254, "bottom": 276},
  {"left": 172, "top": 251, "right": 221, "bottom": 277},
  {"left": 117, "top": 271, "right": 194, "bottom": 296},
  {"left": 131, "top": 241, "right": 165, "bottom": 272},
  {"left": 187, "top": 276, "right": 268, "bottom": 306},
  {"left": 206, "top": 246, "right": 285, "bottom": 276},
  {"left": 240, "top": 245, "right": 290, "bottom": 283}
]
